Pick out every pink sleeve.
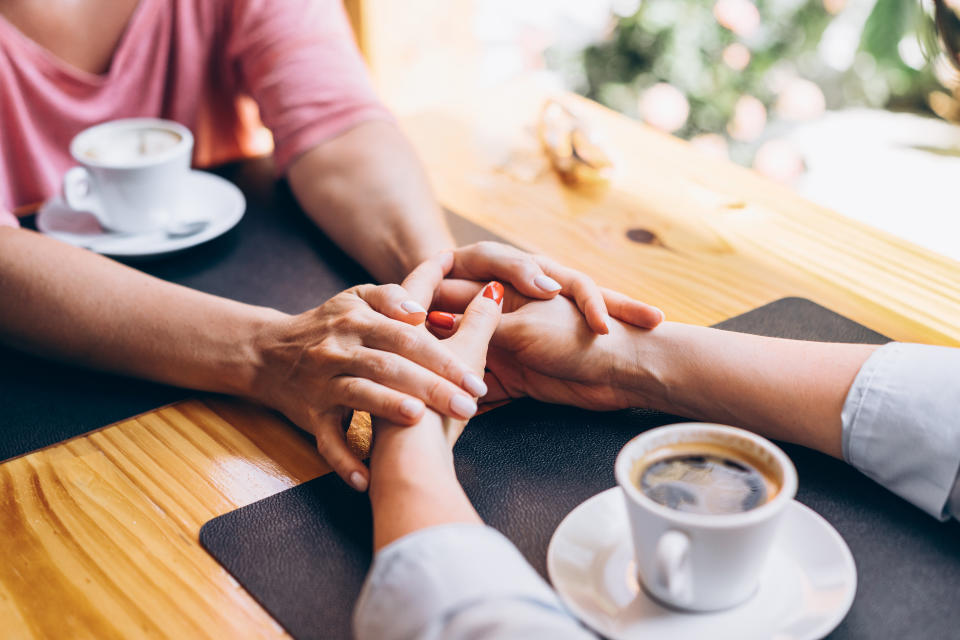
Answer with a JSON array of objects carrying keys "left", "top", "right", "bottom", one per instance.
[
  {"left": 0, "top": 208, "right": 19, "bottom": 229},
  {"left": 227, "top": 0, "right": 394, "bottom": 173}
]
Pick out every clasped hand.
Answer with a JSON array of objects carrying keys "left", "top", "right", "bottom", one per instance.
[{"left": 250, "top": 241, "right": 662, "bottom": 490}]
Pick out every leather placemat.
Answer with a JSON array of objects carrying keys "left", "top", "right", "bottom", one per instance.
[
  {"left": 0, "top": 164, "right": 501, "bottom": 462},
  {"left": 201, "top": 297, "right": 960, "bottom": 640}
]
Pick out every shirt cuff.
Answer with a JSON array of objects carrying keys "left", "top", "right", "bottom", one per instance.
[
  {"left": 842, "top": 342, "right": 960, "bottom": 520},
  {"left": 353, "top": 524, "right": 576, "bottom": 640}
]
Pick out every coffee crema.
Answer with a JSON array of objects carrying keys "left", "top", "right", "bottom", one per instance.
[
  {"left": 82, "top": 127, "right": 183, "bottom": 164},
  {"left": 632, "top": 442, "right": 780, "bottom": 515}
]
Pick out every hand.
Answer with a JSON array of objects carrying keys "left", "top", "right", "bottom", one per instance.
[
  {"left": 395, "top": 243, "right": 664, "bottom": 334},
  {"left": 426, "top": 285, "right": 646, "bottom": 411},
  {"left": 375, "top": 280, "right": 505, "bottom": 447},
  {"left": 251, "top": 283, "right": 490, "bottom": 490},
  {"left": 367, "top": 283, "right": 503, "bottom": 550}
]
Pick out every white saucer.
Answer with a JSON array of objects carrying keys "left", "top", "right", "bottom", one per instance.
[
  {"left": 547, "top": 488, "right": 856, "bottom": 640},
  {"left": 37, "top": 170, "right": 245, "bottom": 259}
]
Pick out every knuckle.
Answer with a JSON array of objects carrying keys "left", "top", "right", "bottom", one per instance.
[
  {"left": 475, "top": 240, "right": 500, "bottom": 255},
  {"left": 381, "top": 283, "right": 407, "bottom": 299},
  {"left": 391, "top": 328, "right": 420, "bottom": 354},
  {"left": 425, "top": 376, "right": 451, "bottom": 405},
  {"left": 314, "top": 429, "right": 335, "bottom": 453},
  {"left": 339, "top": 307, "right": 369, "bottom": 331},
  {"left": 339, "top": 376, "right": 365, "bottom": 401},
  {"left": 312, "top": 337, "right": 347, "bottom": 364},
  {"left": 369, "top": 355, "right": 398, "bottom": 381}
]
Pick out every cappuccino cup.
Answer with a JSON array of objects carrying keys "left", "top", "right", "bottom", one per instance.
[
  {"left": 63, "top": 119, "right": 194, "bottom": 234},
  {"left": 615, "top": 423, "right": 797, "bottom": 612}
]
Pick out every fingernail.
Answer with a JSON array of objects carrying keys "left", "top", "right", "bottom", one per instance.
[
  {"left": 653, "top": 307, "right": 665, "bottom": 323},
  {"left": 462, "top": 372, "right": 488, "bottom": 397},
  {"left": 427, "top": 311, "right": 455, "bottom": 330},
  {"left": 349, "top": 471, "right": 368, "bottom": 492},
  {"left": 600, "top": 315, "right": 611, "bottom": 334},
  {"left": 482, "top": 281, "right": 504, "bottom": 305},
  {"left": 533, "top": 274, "right": 561, "bottom": 292},
  {"left": 401, "top": 300, "right": 426, "bottom": 315},
  {"left": 450, "top": 394, "right": 477, "bottom": 419},
  {"left": 400, "top": 398, "right": 423, "bottom": 419}
]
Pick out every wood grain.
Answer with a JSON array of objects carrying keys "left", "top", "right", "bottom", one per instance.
[
  {"left": 400, "top": 80, "right": 960, "bottom": 345},
  {"left": 2, "top": 79, "right": 959, "bottom": 638},
  {"left": 0, "top": 400, "right": 373, "bottom": 639}
]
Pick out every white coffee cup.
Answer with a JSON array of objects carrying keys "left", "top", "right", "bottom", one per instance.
[
  {"left": 63, "top": 118, "right": 194, "bottom": 234},
  {"left": 614, "top": 423, "right": 798, "bottom": 612}
]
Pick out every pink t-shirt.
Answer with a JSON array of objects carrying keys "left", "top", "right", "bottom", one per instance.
[{"left": 0, "top": 0, "right": 390, "bottom": 228}]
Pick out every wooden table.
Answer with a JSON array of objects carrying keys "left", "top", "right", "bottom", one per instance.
[{"left": 3, "top": 83, "right": 959, "bottom": 639}]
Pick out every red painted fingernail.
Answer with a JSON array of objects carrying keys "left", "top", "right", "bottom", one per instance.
[
  {"left": 427, "top": 311, "right": 455, "bottom": 329},
  {"left": 482, "top": 281, "right": 504, "bottom": 305}
]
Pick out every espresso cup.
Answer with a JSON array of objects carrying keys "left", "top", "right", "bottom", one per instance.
[
  {"left": 63, "top": 118, "right": 194, "bottom": 234},
  {"left": 614, "top": 423, "right": 797, "bottom": 612}
]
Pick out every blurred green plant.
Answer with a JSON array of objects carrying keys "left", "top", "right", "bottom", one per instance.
[{"left": 554, "top": 0, "right": 943, "bottom": 152}]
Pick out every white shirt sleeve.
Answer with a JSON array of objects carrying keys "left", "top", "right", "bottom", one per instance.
[
  {"left": 841, "top": 342, "right": 960, "bottom": 520},
  {"left": 353, "top": 523, "right": 596, "bottom": 640}
]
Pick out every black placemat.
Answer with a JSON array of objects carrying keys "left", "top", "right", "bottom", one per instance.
[
  {"left": 201, "top": 297, "right": 960, "bottom": 640},
  {"left": 0, "top": 163, "right": 499, "bottom": 461}
]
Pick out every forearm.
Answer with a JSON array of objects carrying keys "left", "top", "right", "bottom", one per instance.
[
  {"left": 369, "top": 412, "right": 480, "bottom": 551},
  {"left": 0, "top": 228, "right": 284, "bottom": 396},
  {"left": 288, "top": 120, "right": 455, "bottom": 284},
  {"left": 622, "top": 322, "right": 878, "bottom": 457}
]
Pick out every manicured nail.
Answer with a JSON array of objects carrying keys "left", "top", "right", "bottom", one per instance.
[
  {"left": 349, "top": 471, "right": 368, "bottom": 492},
  {"left": 533, "top": 274, "right": 561, "bottom": 292},
  {"left": 400, "top": 398, "right": 423, "bottom": 419},
  {"left": 462, "top": 372, "right": 488, "bottom": 397},
  {"left": 427, "top": 311, "right": 455, "bottom": 330},
  {"left": 482, "top": 281, "right": 504, "bottom": 305},
  {"left": 450, "top": 394, "right": 478, "bottom": 419},
  {"left": 401, "top": 300, "right": 426, "bottom": 314}
]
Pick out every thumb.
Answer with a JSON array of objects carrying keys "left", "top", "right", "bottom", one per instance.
[{"left": 447, "top": 281, "right": 503, "bottom": 370}]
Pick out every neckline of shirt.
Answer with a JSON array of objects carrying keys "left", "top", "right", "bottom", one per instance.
[{"left": 0, "top": 0, "right": 156, "bottom": 86}]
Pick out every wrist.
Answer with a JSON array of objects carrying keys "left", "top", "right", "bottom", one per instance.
[
  {"left": 241, "top": 306, "right": 294, "bottom": 403},
  {"left": 372, "top": 413, "right": 456, "bottom": 480},
  {"left": 615, "top": 321, "right": 678, "bottom": 411}
]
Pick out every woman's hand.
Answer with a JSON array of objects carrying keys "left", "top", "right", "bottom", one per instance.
[
  {"left": 367, "top": 282, "right": 504, "bottom": 550},
  {"left": 251, "top": 283, "right": 491, "bottom": 490},
  {"left": 395, "top": 243, "right": 664, "bottom": 334},
  {"left": 425, "top": 284, "right": 647, "bottom": 411}
]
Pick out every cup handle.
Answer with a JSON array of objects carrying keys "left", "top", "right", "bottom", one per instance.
[
  {"left": 62, "top": 166, "right": 106, "bottom": 222},
  {"left": 655, "top": 530, "right": 691, "bottom": 604}
]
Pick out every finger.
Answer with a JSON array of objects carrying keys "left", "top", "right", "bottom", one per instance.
[
  {"left": 344, "top": 351, "right": 480, "bottom": 419},
  {"left": 312, "top": 412, "right": 369, "bottom": 491},
  {"left": 452, "top": 242, "right": 563, "bottom": 300},
  {"left": 433, "top": 279, "right": 530, "bottom": 314},
  {"left": 401, "top": 250, "right": 455, "bottom": 310},
  {"left": 432, "top": 279, "right": 483, "bottom": 313},
  {"left": 361, "top": 320, "right": 488, "bottom": 402},
  {"left": 330, "top": 375, "right": 426, "bottom": 424},
  {"left": 355, "top": 283, "right": 427, "bottom": 326},
  {"left": 602, "top": 287, "right": 664, "bottom": 329},
  {"left": 426, "top": 310, "right": 461, "bottom": 337},
  {"left": 446, "top": 281, "right": 504, "bottom": 369},
  {"left": 535, "top": 258, "right": 610, "bottom": 334}
]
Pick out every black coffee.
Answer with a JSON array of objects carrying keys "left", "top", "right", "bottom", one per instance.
[{"left": 638, "top": 447, "right": 775, "bottom": 515}]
